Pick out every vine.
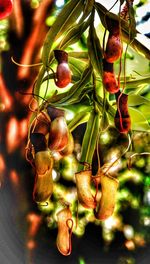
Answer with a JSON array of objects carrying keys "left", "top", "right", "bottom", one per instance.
[{"left": 12, "top": 0, "right": 150, "bottom": 256}]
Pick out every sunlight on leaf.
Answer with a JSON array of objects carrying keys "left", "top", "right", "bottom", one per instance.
[
  {"left": 129, "top": 107, "right": 150, "bottom": 131},
  {"left": 128, "top": 94, "right": 150, "bottom": 106}
]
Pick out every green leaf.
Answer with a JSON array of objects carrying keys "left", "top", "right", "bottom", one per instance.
[
  {"left": 68, "top": 57, "right": 87, "bottom": 78},
  {"left": 42, "top": 0, "right": 84, "bottom": 66},
  {"left": 97, "top": 95, "right": 116, "bottom": 118},
  {"left": 124, "top": 75, "right": 150, "bottom": 89},
  {"left": 95, "top": 2, "right": 136, "bottom": 40},
  {"left": 87, "top": 21, "right": 103, "bottom": 76},
  {"left": 59, "top": 15, "right": 91, "bottom": 50},
  {"left": 128, "top": 94, "right": 150, "bottom": 106},
  {"left": 129, "top": 34, "right": 150, "bottom": 61},
  {"left": 41, "top": 72, "right": 79, "bottom": 84},
  {"left": 49, "top": 66, "right": 93, "bottom": 105},
  {"left": 100, "top": 111, "right": 109, "bottom": 131},
  {"left": 68, "top": 110, "right": 90, "bottom": 131},
  {"left": 128, "top": 2, "right": 136, "bottom": 40},
  {"left": 47, "top": 85, "right": 93, "bottom": 106},
  {"left": 129, "top": 107, "right": 150, "bottom": 131},
  {"left": 95, "top": 2, "right": 150, "bottom": 60},
  {"left": 34, "top": 66, "right": 46, "bottom": 102},
  {"left": 41, "top": 73, "right": 54, "bottom": 82},
  {"left": 79, "top": 111, "right": 100, "bottom": 170},
  {"left": 139, "top": 105, "right": 150, "bottom": 122},
  {"left": 68, "top": 51, "right": 88, "bottom": 60},
  {"left": 79, "top": 0, "right": 95, "bottom": 23},
  {"left": 95, "top": 2, "right": 127, "bottom": 33}
]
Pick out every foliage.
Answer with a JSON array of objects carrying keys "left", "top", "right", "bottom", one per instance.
[
  {"left": 0, "top": 0, "right": 150, "bottom": 259},
  {"left": 23, "top": 0, "right": 150, "bottom": 256}
]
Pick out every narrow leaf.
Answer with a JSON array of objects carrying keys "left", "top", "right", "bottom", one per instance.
[
  {"left": 128, "top": 94, "right": 150, "bottom": 106},
  {"left": 95, "top": 2, "right": 150, "bottom": 60},
  {"left": 68, "top": 51, "right": 88, "bottom": 60},
  {"left": 139, "top": 104, "right": 150, "bottom": 121},
  {"left": 68, "top": 57, "right": 87, "bottom": 77},
  {"left": 79, "top": 0, "right": 95, "bottom": 23},
  {"left": 42, "top": 0, "right": 84, "bottom": 66},
  {"left": 124, "top": 75, "right": 150, "bottom": 89},
  {"left": 59, "top": 16, "right": 91, "bottom": 50},
  {"left": 129, "top": 107, "right": 150, "bottom": 131},
  {"left": 68, "top": 111, "right": 90, "bottom": 131},
  {"left": 87, "top": 22, "right": 103, "bottom": 76},
  {"left": 34, "top": 66, "right": 46, "bottom": 102},
  {"left": 97, "top": 95, "right": 116, "bottom": 118},
  {"left": 128, "top": 1, "right": 136, "bottom": 40},
  {"left": 49, "top": 66, "right": 93, "bottom": 105},
  {"left": 79, "top": 111, "right": 100, "bottom": 170},
  {"left": 100, "top": 112, "right": 109, "bottom": 131}
]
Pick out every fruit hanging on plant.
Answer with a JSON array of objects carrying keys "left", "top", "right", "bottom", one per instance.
[
  {"left": 48, "top": 116, "right": 69, "bottom": 152},
  {"left": 104, "top": 33, "right": 122, "bottom": 63},
  {"left": 95, "top": 174, "right": 119, "bottom": 220},
  {"left": 75, "top": 170, "right": 96, "bottom": 209},
  {"left": 102, "top": 59, "right": 119, "bottom": 94},
  {"left": 54, "top": 50, "right": 71, "bottom": 88},
  {"left": 33, "top": 150, "right": 54, "bottom": 203},
  {"left": 0, "top": 0, "right": 13, "bottom": 20},
  {"left": 56, "top": 207, "right": 73, "bottom": 256},
  {"left": 114, "top": 92, "right": 131, "bottom": 133}
]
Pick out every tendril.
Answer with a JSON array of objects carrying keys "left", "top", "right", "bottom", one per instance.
[
  {"left": 128, "top": 152, "right": 150, "bottom": 170},
  {"left": 104, "top": 133, "right": 131, "bottom": 175},
  {"left": 11, "top": 56, "right": 43, "bottom": 67},
  {"left": 93, "top": 134, "right": 132, "bottom": 179},
  {"left": 28, "top": 98, "right": 38, "bottom": 113},
  {"left": 18, "top": 89, "right": 48, "bottom": 103}
]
